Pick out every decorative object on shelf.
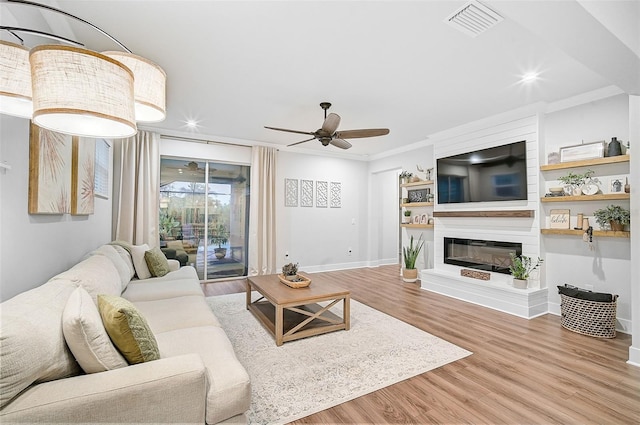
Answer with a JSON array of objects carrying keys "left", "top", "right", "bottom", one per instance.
[
  {"left": 625, "top": 141, "right": 630, "bottom": 155},
  {"left": 403, "top": 209, "right": 412, "bottom": 224},
  {"left": 402, "top": 235, "right": 424, "bottom": 283},
  {"left": 550, "top": 209, "right": 570, "bottom": 229},
  {"left": 583, "top": 226, "right": 594, "bottom": 250},
  {"left": 408, "top": 188, "right": 428, "bottom": 202},
  {"left": 402, "top": 197, "right": 409, "bottom": 204},
  {"left": 410, "top": 175, "right": 421, "bottom": 183},
  {"left": 582, "top": 217, "right": 590, "bottom": 230},
  {"left": 549, "top": 187, "right": 564, "bottom": 195},
  {"left": 575, "top": 213, "right": 584, "bottom": 230},
  {"left": 278, "top": 262, "right": 311, "bottom": 288},
  {"left": 558, "top": 169, "right": 594, "bottom": 196},
  {"left": 412, "top": 215, "right": 420, "bottom": 224},
  {"left": 416, "top": 164, "right": 433, "bottom": 180},
  {"left": 609, "top": 176, "right": 626, "bottom": 193},
  {"left": 607, "top": 137, "right": 622, "bottom": 157},
  {"left": 509, "top": 253, "right": 543, "bottom": 289},
  {"left": 427, "top": 218, "right": 434, "bottom": 225},
  {"left": 547, "top": 152, "right": 560, "bottom": 164},
  {"left": 559, "top": 141, "right": 604, "bottom": 163},
  {"left": 210, "top": 224, "right": 229, "bottom": 260},
  {"left": 593, "top": 204, "right": 630, "bottom": 231},
  {"left": 420, "top": 213, "right": 428, "bottom": 224},
  {"left": 399, "top": 171, "right": 413, "bottom": 184},
  {"left": 624, "top": 177, "right": 630, "bottom": 193}
]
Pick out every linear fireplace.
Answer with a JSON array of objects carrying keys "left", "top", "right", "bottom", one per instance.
[{"left": 444, "top": 237, "right": 522, "bottom": 275}]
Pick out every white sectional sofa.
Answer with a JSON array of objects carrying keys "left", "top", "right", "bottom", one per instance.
[{"left": 0, "top": 242, "right": 251, "bottom": 424}]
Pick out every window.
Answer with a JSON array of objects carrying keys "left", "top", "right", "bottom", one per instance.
[
  {"left": 159, "top": 158, "right": 250, "bottom": 280},
  {"left": 94, "top": 139, "right": 110, "bottom": 199}
]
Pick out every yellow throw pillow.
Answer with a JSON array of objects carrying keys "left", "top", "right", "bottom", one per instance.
[
  {"left": 144, "top": 246, "right": 170, "bottom": 277},
  {"left": 97, "top": 294, "right": 160, "bottom": 364}
]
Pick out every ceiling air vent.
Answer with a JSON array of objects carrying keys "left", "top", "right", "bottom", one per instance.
[{"left": 445, "top": 0, "right": 503, "bottom": 37}]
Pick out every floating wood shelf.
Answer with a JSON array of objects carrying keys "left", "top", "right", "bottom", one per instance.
[
  {"left": 400, "top": 202, "right": 433, "bottom": 208},
  {"left": 540, "top": 193, "right": 630, "bottom": 203},
  {"left": 540, "top": 155, "right": 629, "bottom": 171},
  {"left": 432, "top": 210, "right": 534, "bottom": 218},
  {"left": 541, "top": 229, "right": 629, "bottom": 238},
  {"left": 400, "top": 180, "right": 434, "bottom": 187},
  {"left": 401, "top": 223, "right": 434, "bottom": 229}
]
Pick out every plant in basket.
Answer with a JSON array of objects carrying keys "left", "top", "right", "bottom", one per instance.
[{"left": 282, "top": 262, "right": 300, "bottom": 281}]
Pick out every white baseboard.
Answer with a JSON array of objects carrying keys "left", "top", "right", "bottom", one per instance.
[
  {"left": 303, "top": 258, "right": 398, "bottom": 274},
  {"left": 628, "top": 346, "right": 640, "bottom": 368}
]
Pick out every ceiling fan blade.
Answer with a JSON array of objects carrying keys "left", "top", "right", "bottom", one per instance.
[
  {"left": 330, "top": 138, "right": 352, "bottom": 150},
  {"left": 265, "top": 126, "right": 315, "bottom": 136},
  {"left": 321, "top": 113, "right": 341, "bottom": 134},
  {"left": 287, "top": 137, "right": 317, "bottom": 147},
  {"left": 335, "top": 128, "right": 390, "bottom": 139}
]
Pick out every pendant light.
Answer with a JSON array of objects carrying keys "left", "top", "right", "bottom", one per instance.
[
  {"left": 29, "top": 45, "right": 137, "bottom": 138},
  {"left": 0, "top": 40, "right": 33, "bottom": 118},
  {"left": 103, "top": 51, "right": 166, "bottom": 123}
]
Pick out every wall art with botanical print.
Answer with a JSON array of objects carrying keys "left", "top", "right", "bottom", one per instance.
[
  {"left": 28, "top": 123, "right": 72, "bottom": 214},
  {"left": 71, "top": 138, "right": 96, "bottom": 215}
]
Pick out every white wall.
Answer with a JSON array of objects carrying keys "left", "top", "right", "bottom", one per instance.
[
  {"left": 544, "top": 94, "right": 632, "bottom": 331},
  {"left": 0, "top": 115, "right": 113, "bottom": 301},
  {"left": 276, "top": 151, "right": 369, "bottom": 272}
]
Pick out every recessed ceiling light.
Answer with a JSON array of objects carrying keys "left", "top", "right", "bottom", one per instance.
[
  {"left": 186, "top": 119, "right": 198, "bottom": 128},
  {"left": 521, "top": 71, "right": 539, "bottom": 83}
]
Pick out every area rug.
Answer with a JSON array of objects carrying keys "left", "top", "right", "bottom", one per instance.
[{"left": 207, "top": 293, "right": 472, "bottom": 425}]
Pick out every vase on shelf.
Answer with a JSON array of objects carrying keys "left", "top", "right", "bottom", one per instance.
[
  {"left": 608, "top": 137, "right": 622, "bottom": 157},
  {"left": 610, "top": 221, "right": 624, "bottom": 232}
]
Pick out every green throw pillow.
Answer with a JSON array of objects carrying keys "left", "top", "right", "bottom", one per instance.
[
  {"left": 144, "top": 246, "right": 170, "bottom": 277},
  {"left": 98, "top": 294, "right": 160, "bottom": 364}
]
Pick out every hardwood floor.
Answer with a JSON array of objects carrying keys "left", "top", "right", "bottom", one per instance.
[{"left": 202, "top": 265, "right": 640, "bottom": 424}]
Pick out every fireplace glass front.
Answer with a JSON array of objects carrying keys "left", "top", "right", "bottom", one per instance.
[{"left": 444, "top": 237, "right": 522, "bottom": 275}]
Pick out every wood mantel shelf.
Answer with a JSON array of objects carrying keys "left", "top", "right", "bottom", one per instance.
[
  {"left": 432, "top": 210, "right": 534, "bottom": 218},
  {"left": 540, "top": 193, "right": 630, "bottom": 202},
  {"left": 541, "top": 229, "right": 629, "bottom": 238}
]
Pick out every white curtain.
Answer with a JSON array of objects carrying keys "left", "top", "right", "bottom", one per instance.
[
  {"left": 248, "top": 146, "right": 277, "bottom": 275},
  {"left": 112, "top": 130, "right": 160, "bottom": 247}
]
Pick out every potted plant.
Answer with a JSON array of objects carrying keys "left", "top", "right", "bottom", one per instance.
[
  {"left": 210, "top": 224, "right": 229, "bottom": 260},
  {"left": 509, "top": 253, "right": 543, "bottom": 289},
  {"left": 399, "top": 171, "right": 413, "bottom": 184},
  {"left": 402, "top": 235, "right": 424, "bottom": 283},
  {"left": 281, "top": 262, "right": 300, "bottom": 281},
  {"left": 558, "top": 169, "right": 594, "bottom": 196},
  {"left": 403, "top": 209, "right": 412, "bottom": 224},
  {"left": 593, "top": 204, "right": 630, "bottom": 231}
]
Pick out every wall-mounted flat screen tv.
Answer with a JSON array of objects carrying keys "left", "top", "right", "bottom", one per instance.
[{"left": 437, "top": 140, "right": 528, "bottom": 204}]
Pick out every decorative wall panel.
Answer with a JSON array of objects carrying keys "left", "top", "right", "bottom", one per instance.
[
  {"left": 330, "top": 181, "right": 341, "bottom": 208},
  {"left": 300, "top": 179, "right": 313, "bottom": 207},
  {"left": 316, "top": 181, "right": 327, "bottom": 208},
  {"left": 285, "top": 178, "right": 298, "bottom": 207}
]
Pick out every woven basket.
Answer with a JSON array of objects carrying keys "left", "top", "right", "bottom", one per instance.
[
  {"left": 560, "top": 294, "right": 618, "bottom": 338},
  {"left": 278, "top": 274, "right": 311, "bottom": 288}
]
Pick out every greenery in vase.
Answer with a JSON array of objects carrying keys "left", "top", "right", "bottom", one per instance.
[
  {"left": 557, "top": 169, "right": 594, "bottom": 187},
  {"left": 593, "top": 204, "right": 630, "bottom": 228},
  {"left": 282, "top": 262, "right": 299, "bottom": 276},
  {"left": 210, "top": 224, "right": 229, "bottom": 248},
  {"left": 509, "top": 253, "right": 543, "bottom": 280},
  {"left": 404, "top": 210, "right": 412, "bottom": 217},
  {"left": 399, "top": 171, "right": 413, "bottom": 179},
  {"left": 403, "top": 235, "right": 424, "bottom": 269}
]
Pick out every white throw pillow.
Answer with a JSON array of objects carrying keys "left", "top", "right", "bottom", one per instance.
[
  {"left": 62, "top": 287, "right": 128, "bottom": 373},
  {"left": 130, "top": 244, "right": 152, "bottom": 280}
]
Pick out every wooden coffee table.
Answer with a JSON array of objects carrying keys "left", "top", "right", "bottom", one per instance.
[{"left": 246, "top": 274, "right": 350, "bottom": 346}]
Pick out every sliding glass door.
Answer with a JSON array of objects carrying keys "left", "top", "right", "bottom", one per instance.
[{"left": 159, "top": 158, "right": 250, "bottom": 280}]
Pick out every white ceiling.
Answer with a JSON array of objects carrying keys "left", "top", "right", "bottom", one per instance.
[{"left": 3, "top": 0, "right": 639, "bottom": 159}]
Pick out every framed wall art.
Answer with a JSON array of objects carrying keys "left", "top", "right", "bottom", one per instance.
[
  {"left": 285, "top": 178, "right": 298, "bottom": 207},
  {"left": 559, "top": 141, "right": 604, "bottom": 163},
  {"left": 316, "top": 180, "right": 328, "bottom": 208},
  {"left": 300, "top": 179, "right": 313, "bottom": 207},
  {"left": 71, "top": 138, "right": 96, "bottom": 215},
  {"left": 28, "top": 123, "right": 72, "bottom": 214},
  {"left": 550, "top": 209, "right": 570, "bottom": 229}
]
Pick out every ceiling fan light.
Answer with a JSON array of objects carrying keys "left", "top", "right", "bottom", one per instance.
[
  {"left": 0, "top": 41, "right": 33, "bottom": 118},
  {"left": 103, "top": 51, "right": 166, "bottom": 123},
  {"left": 30, "top": 45, "right": 137, "bottom": 138}
]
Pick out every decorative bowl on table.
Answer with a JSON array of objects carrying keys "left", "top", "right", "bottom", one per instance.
[{"left": 278, "top": 274, "right": 311, "bottom": 288}]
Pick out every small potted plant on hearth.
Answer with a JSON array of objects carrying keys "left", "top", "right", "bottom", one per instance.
[
  {"left": 593, "top": 204, "right": 630, "bottom": 232},
  {"left": 402, "top": 235, "right": 424, "bottom": 283},
  {"left": 509, "top": 253, "right": 543, "bottom": 289}
]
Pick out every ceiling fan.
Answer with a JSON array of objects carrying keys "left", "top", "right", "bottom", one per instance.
[{"left": 264, "top": 102, "right": 390, "bottom": 150}]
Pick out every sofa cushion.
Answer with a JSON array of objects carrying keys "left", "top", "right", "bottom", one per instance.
[
  {"left": 144, "top": 246, "right": 170, "bottom": 277},
  {"left": 155, "top": 326, "right": 251, "bottom": 424},
  {"left": 87, "top": 245, "right": 132, "bottom": 290},
  {"left": 62, "top": 287, "right": 128, "bottom": 373},
  {"left": 130, "top": 244, "right": 152, "bottom": 280},
  {"left": 133, "top": 296, "right": 221, "bottom": 334},
  {"left": 98, "top": 295, "right": 160, "bottom": 365},
  {"left": 49, "top": 255, "right": 121, "bottom": 304},
  {"left": 109, "top": 243, "right": 136, "bottom": 281},
  {"left": 0, "top": 280, "right": 81, "bottom": 409},
  {"left": 122, "top": 268, "right": 203, "bottom": 302}
]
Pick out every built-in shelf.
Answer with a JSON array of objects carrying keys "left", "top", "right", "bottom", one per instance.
[
  {"left": 400, "top": 202, "right": 433, "bottom": 208},
  {"left": 540, "top": 155, "right": 629, "bottom": 171},
  {"left": 540, "top": 193, "right": 630, "bottom": 203},
  {"left": 432, "top": 210, "right": 534, "bottom": 218},
  {"left": 401, "top": 223, "right": 434, "bottom": 229},
  {"left": 541, "top": 228, "right": 630, "bottom": 238},
  {"left": 400, "top": 180, "right": 433, "bottom": 187}
]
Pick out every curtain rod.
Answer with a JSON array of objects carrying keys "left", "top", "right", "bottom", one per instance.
[{"left": 159, "top": 134, "right": 252, "bottom": 149}]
